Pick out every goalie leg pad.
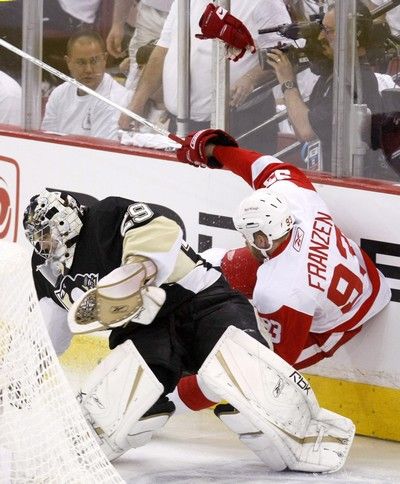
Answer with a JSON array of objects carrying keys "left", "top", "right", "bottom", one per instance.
[
  {"left": 215, "top": 403, "right": 287, "bottom": 472},
  {"left": 123, "top": 397, "right": 175, "bottom": 451},
  {"left": 199, "top": 326, "right": 355, "bottom": 473},
  {"left": 198, "top": 325, "right": 320, "bottom": 438},
  {"left": 79, "top": 339, "right": 166, "bottom": 461}
]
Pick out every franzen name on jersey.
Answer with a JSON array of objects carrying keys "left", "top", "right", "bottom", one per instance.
[{"left": 307, "top": 211, "right": 334, "bottom": 291}]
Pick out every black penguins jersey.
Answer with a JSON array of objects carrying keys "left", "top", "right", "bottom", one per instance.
[{"left": 31, "top": 196, "right": 221, "bottom": 315}]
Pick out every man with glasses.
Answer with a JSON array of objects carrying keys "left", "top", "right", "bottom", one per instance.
[
  {"left": 41, "top": 30, "right": 131, "bottom": 140},
  {"left": 266, "top": 1, "right": 384, "bottom": 176}
]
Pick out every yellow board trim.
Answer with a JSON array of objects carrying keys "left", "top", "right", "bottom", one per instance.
[
  {"left": 60, "top": 334, "right": 109, "bottom": 372},
  {"left": 60, "top": 335, "right": 400, "bottom": 442},
  {"left": 304, "top": 373, "right": 400, "bottom": 442}
]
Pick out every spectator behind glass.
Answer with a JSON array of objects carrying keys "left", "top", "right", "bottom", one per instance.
[
  {"left": 54, "top": 0, "right": 103, "bottom": 27},
  {"left": 107, "top": 0, "right": 173, "bottom": 91},
  {"left": 41, "top": 30, "right": 131, "bottom": 140},
  {"left": 284, "top": 0, "right": 329, "bottom": 21},
  {"left": 134, "top": 40, "right": 169, "bottom": 132},
  {"left": 0, "top": 0, "right": 103, "bottom": 82},
  {"left": 266, "top": 1, "right": 391, "bottom": 179},
  {"left": 0, "top": 71, "right": 21, "bottom": 126},
  {"left": 119, "top": 0, "right": 293, "bottom": 155}
]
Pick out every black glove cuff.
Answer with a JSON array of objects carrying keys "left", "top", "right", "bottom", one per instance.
[
  {"left": 211, "top": 131, "right": 239, "bottom": 148},
  {"left": 207, "top": 156, "right": 223, "bottom": 169},
  {"left": 205, "top": 130, "right": 238, "bottom": 168}
]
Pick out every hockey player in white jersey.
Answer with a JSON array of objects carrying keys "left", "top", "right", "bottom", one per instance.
[{"left": 176, "top": 129, "right": 391, "bottom": 370}]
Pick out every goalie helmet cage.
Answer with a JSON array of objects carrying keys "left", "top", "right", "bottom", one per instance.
[{"left": 0, "top": 241, "right": 124, "bottom": 484}]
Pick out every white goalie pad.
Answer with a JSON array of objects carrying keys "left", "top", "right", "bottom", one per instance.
[
  {"left": 199, "top": 326, "right": 355, "bottom": 473},
  {"left": 68, "top": 262, "right": 166, "bottom": 333},
  {"left": 79, "top": 340, "right": 165, "bottom": 461}
]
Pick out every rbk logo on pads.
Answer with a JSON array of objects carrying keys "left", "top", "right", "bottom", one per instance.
[{"left": 0, "top": 156, "right": 20, "bottom": 241}]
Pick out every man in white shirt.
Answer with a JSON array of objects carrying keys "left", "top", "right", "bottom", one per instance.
[
  {"left": 56, "top": 0, "right": 103, "bottom": 26},
  {"left": 107, "top": 0, "right": 174, "bottom": 90},
  {"left": 41, "top": 30, "right": 130, "bottom": 140},
  {"left": 284, "top": 0, "right": 328, "bottom": 21},
  {"left": 0, "top": 71, "right": 21, "bottom": 126},
  {"left": 119, "top": 0, "right": 292, "bottom": 153}
]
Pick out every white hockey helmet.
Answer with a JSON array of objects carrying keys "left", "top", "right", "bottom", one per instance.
[
  {"left": 233, "top": 188, "right": 294, "bottom": 256},
  {"left": 23, "top": 189, "right": 85, "bottom": 276}
]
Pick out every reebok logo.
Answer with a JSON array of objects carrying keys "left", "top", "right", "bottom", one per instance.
[
  {"left": 273, "top": 377, "right": 284, "bottom": 398},
  {"left": 289, "top": 371, "right": 311, "bottom": 394},
  {"left": 293, "top": 226, "right": 304, "bottom": 252},
  {"left": 0, "top": 156, "right": 20, "bottom": 241},
  {"left": 111, "top": 305, "right": 130, "bottom": 314}
]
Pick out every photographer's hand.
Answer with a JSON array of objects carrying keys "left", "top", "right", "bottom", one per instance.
[
  {"left": 265, "top": 48, "right": 295, "bottom": 85},
  {"left": 230, "top": 74, "right": 255, "bottom": 108},
  {"left": 266, "top": 49, "right": 316, "bottom": 143},
  {"left": 230, "top": 65, "right": 268, "bottom": 109}
]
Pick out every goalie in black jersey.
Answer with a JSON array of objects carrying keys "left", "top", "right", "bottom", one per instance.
[{"left": 23, "top": 189, "right": 355, "bottom": 473}]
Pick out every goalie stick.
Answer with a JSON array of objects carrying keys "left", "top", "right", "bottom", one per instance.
[{"left": 0, "top": 38, "right": 184, "bottom": 145}]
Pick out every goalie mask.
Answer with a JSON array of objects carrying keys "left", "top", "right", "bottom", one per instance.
[
  {"left": 233, "top": 188, "right": 294, "bottom": 257},
  {"left": 23, "top": 190, "right": 85, "bottom": 280}
]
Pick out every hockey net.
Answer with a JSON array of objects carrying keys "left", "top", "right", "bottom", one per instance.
[{"left": 0, "top": 241, "right": 124, "bottom": 483}]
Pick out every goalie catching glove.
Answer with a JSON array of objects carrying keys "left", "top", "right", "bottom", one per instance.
[
  {"left": 196, "top": 3, "right": 256, "bottom": 61},
  {"left": 176, "top": 129, "right": 238, "bottom": 168},
  {"left": 68, "top": 256, "right": 166, "bottom": 333}
]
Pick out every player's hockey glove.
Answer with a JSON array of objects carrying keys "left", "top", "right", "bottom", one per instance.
[
  {"left": 176, "top": 129, "right": 238, "bottom": 168},
  {"left": 196, "top": 3, "right": 256, "bottom": 62}
]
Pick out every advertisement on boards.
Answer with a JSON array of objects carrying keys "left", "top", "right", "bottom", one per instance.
[{"left": 0, "top": 155, "right": 20, "bottom": 242}]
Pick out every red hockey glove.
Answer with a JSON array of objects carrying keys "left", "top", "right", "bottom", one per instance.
[
  {"left": 176, "top": 129, "right": 238, "bottom": 168},
  {"left": 196, "top": 3, "right": 256, "bottom": 62}
]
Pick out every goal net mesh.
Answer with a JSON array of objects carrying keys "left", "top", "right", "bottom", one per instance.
[{"left": 0, "top": 241, "right": 124, "bottom": 483}]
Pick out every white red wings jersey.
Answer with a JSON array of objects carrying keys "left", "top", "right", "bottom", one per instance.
[{"left": 215, "top": 146, "right": 391, "bottom": 368}]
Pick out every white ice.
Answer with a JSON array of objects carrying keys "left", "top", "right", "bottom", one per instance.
[{"left": 114, "top": 410, "right": 400, "bottom": 483}]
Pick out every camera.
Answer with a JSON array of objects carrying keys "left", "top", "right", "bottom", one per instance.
[
  {"left": 258, "top": 20, "right": 322, "bottom": 41},
  {"left": 257, "top": 19, "right": 323, "bottom": 72},
  {"left": 258, "top": 43, "right": 310, "bottom": 71}
]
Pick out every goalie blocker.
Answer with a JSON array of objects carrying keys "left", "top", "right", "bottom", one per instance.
[{"left": 80, "top": 326, "right": 354, "bottom": 471}]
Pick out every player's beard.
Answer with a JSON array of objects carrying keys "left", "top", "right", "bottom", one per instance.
[{"left": 246, "top": 242, "right": 266, "bottom": 263}]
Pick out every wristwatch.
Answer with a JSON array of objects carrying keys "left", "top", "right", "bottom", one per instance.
[{"left": 281, "top": 80, "right": 298, "bottom": 94}]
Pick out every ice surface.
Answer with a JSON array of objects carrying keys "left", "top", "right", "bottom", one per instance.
[{"left": 115, "top": 410, "right": 400, "bottom": 483}]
